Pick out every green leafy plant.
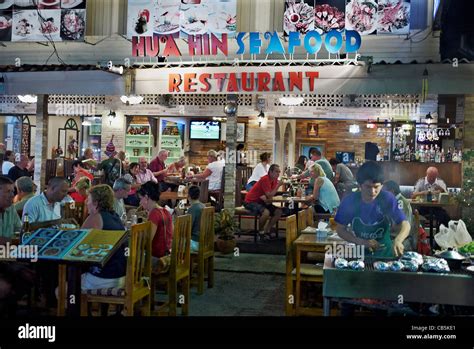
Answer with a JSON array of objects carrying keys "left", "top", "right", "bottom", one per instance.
[{"left": 214, "top": 209, "right": 237, "bottom": 241}]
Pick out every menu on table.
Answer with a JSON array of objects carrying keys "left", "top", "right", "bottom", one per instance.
[
  {"left": 64, "top": 230, "right": 127, "bottom": 263},
  {"left": 22, "top": 228, "right": 127, "bottom": 264}
]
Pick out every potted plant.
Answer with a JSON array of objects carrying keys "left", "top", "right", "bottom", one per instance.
[{"left": 214, "top": 209, "right": 237, "bottom": 254}]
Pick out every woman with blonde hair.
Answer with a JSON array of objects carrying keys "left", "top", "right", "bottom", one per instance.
[
  {"left": 81, "top": 184, "right": 126, "bottom": 290},
  {"left": 70, "top": 177, "right": 91, "bottom": 203},
  {"left": 307, "top": 163, "right": 340, "bottom": 214}
]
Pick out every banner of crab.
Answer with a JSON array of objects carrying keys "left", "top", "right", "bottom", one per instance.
[
  {"left": 0, "top": 0, "right": 86, "bottom": 42},
  {"left": 284, "top": 0, "right": 411, "bottom": 36}
]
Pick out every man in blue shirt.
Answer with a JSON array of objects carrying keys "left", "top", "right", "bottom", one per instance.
[
  {"left": 23, "top": 177, "right": 69, "bottom": 224},
  {"left": 335, "top": 161, "right": 410, "bottom": 257}
]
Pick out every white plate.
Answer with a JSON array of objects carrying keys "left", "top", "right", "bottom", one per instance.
[
  {"left": 40, "top": 0, "right": 60, "bottom": 6},
  {"left": 61, "top": 0, "right": 82, "bottom": 9},
  {"left": 0, "top": 0, "right": 13, "bottom": 10}
]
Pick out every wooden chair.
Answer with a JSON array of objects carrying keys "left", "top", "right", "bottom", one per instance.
[
  {"left": 285, "top": 215, "right": 323, "bottom": 316},
  {"left": 306, "top": 206, "right": 314, "bottom": 228},
  {"left": 152, "top": 214, "right": 191, "bottom": 316},
  {"left": 80, "top": 222, "right": 152, "bottom": 316},
  {"left": 297, "top": 210, "right": 307, "bottom": 235},
  {"left": 64, "top": 202, "right": 87, "bottom": 226},
  {"left": 198, "top": 180, "right": 209, "bottom": 204},
  {"left": 191, "top": 207, "right": 215, "bottom": 295}
]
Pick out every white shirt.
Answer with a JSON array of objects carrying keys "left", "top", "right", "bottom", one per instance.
[
  {"left": 247, "top": 163, "right": 269, "bottom": 184},
  {"left": 206, "top": 160, "right": 224, "bottom": 191},
  {"left": 23, "top": 192, "right": 62, "bottom": 224},
  {"left": 2, "top": 161, "right": 14, "bottom": 176},
  {"left": 414, "top": 177, "right": 447, "bottom": 193}
]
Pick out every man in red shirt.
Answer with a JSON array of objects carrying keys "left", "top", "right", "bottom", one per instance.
[
  {"left": 244, "top": 164, "right": 283, "bottom": 240},
  {"left": 149, "top": 150, "right": 174, "bottom": 192}
]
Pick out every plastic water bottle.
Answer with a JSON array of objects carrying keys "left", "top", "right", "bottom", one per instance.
[{"left": 131, "top": 214, "right": 138, "bottom": 225}]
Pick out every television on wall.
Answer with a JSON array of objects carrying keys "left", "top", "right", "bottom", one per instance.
[{"left": 189, "top": 120, "right": 221, "bottom": 140}]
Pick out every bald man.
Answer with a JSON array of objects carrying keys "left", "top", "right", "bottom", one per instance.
[{"left": 413, "top": 166, "right": 450, "bottom": 226}]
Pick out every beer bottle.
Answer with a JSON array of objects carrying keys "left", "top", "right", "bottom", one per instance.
[{"left": 20, "top": 214, "right": 30, "bottom": 243}]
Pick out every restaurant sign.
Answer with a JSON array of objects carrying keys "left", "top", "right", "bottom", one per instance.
[
  {"left": 134, "top": 65, "right": 366, "bottom": 95},
  {"left": 131, "top": 30, "right": 362, "bottom": 57}
]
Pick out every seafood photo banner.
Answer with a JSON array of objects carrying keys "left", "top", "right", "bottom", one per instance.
[
  {"left": 284, "top": 0, "right": 411, "bottom": 36},
  {"left": 0, "top": 0, "right": 87, "bottom": 42},
  {"left": 127, "top": 0, "right": 237, "bottom": 39}
]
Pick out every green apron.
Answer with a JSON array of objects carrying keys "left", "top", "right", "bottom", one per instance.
[{"left": 352, "top": 193, "right": 394, "bottom": 258}]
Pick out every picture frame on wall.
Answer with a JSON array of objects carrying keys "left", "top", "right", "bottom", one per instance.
[
  {"left": 300, "top": 142, "right": 326, "bottom": 158},
  {"left": 307, "top": 123, "right": 318, "bottom": 137},
  {"left": 237, "top": 123, "right": 245, "bottom": 142}
]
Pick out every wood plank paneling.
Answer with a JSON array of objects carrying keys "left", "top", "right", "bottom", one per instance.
[{"left": 295, "top": 120, "right": 388, "bottom": 163}]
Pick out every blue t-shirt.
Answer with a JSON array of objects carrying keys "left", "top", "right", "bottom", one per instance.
[{"left": 335, "top": 191, "right": 406, "bottom": 226}]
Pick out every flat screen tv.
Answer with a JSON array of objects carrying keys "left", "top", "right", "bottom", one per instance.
[
  {"left": 189, "top": 120, "right": 221, "bottom": 140},
  {"left": 336, "top": 151, "right": 355, "bottom": 164}
]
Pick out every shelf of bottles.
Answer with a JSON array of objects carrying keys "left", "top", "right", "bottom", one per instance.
[
  {"left": 381, "top": 123, "right": 462, "bottom": 164},
  {"left": 125, "top": 124, "right": 153, "bottom": 163},
  {"left": 160, "top": 120, "right": 185, "bottom": 166}
]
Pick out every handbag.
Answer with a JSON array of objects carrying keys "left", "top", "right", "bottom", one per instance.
[{"left": 154, "top": 208, "right": 172, "bottom": 274}]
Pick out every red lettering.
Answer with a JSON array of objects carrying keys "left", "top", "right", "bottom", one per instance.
[
  {"left": 214, "top": 73, "right": 227, "bottom": 92},
  {"left": 169, "top": 74, "right": 182, "bottom": 92},
  {"left": 184, "top": 73, "right": 197, "bottom": 92},
  {"left": 199, "top": 73, "right": 211, "bottom": 92},
  {"left": 289, "top": 72, "right": 303, "bottom": 91},
  {"left": 145, "top": 36, "right": 160, "bottom": 57},
  {"left": 132, "top": 36, "right": 146, "bottom": 57},
  {"left": 162, "top": 34, "right": 182, "bottom": 57},
  {"left": 188, "top": 35, "right": 202, "bottom": 56},
  {"left": 305, "top": 72, "right": 319, "bottom": 92},
  {"left": 227, "top": 73, "right": 239, "bottom": 92},
  {"left": 203, "top": 34, "right": 210, "bottom": 55},
  {"left": 257, "top": 72, "right": 271, "bottom": 91},
  {"left": 211, "top": 33, "right": 228, "bottom": 56},
  {"left": 272, "top": 72, "right": 285, "bottom": 91},
  {"left": 241, "top": 72, "right": 254, "bottom": 92}
]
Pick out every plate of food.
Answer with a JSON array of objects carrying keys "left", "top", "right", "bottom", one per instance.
[
  {"left": 52, "top": 239, "right": 69, "bottom": 248},
  {"left": 84, "top": 248, "right": 101, "bottom": 256},
  {"left": 61, "top": 0, "right": 83, "bottom": 9},
  {"left": 180, "top": 4, "right": 209, "bottom": 35},
  {"left": 60, "top": 230, "right": 81, "bottom": 240},
  {"left": 40, "top": 17, "right": 59, "bottom": 34},
  {"left": 61, "top": 9, "right": 85, "bottom": 40},
  {"left": 154, "top": 4, "right": 180, "bottom": 35},
  {"left": 29, "top": 237, "right": 47, "bottom": 246},
  {"left": 345, "top": 0, "right": 378, "bottom": 36},
  {"left": 39, "top": 0, "right": 60, "bottom": 6},
  {"left": 42, "top": 247, "right": 61, "bottom": 256}
]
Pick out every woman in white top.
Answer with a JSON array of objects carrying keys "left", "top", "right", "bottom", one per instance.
[
  {"left": 246, "top": 152, "right": 271, "bottom": 191},
  {"left": 190, "top": 149, "right": 224, "bottom": 191}
]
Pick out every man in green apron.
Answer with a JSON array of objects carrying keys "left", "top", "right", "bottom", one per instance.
[{"left": 335, "top": 161, "right": 410, "bottom": 258}]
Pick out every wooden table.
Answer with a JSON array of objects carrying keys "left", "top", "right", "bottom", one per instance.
[
  {"left": 293, "top": 233, "right": 347, "bottom": 314},
  {"left": 409, "top": 199, "right": 456, "bottom": 249},
  {"left": 159, "top": 191, "right": 188, "bottom": 201}
]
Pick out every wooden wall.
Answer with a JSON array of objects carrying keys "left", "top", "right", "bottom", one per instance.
[{"left": 295, "top": 120, "right": 388, "bottom": 162}]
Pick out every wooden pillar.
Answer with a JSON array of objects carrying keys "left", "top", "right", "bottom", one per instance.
[
  {"left": 461, "top": 95, "right": 474, "bottom": 233},
  {"left": 223, "top": 102, "right": 238, "bottom": 214},
  {"left": 34, "top": 94, "right": 49, "bottom": 192}
]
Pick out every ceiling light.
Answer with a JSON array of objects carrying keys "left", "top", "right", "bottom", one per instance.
[
  {"left": 18, "top": 95, "right": 37, "bottom": 103},
  {"left": 279, "top": 96, "right": 304, "bottom": 106},
  {"left": 120, "top": 95, "right": 143, "bottom": 105},
  {"left": 109, "top": 65, "right": 124, "bottom": 75},
  {"left": 349, "top": 124, "right": 360, "bottom": 134}
]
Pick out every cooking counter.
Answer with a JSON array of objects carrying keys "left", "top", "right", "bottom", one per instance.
[{"left": 322, "top": 254, "right": 474, "bottom": 316}]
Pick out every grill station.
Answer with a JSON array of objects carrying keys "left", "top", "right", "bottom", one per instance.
[{"left": 322, "top": 254, "right": 474, "bottom": 316}]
